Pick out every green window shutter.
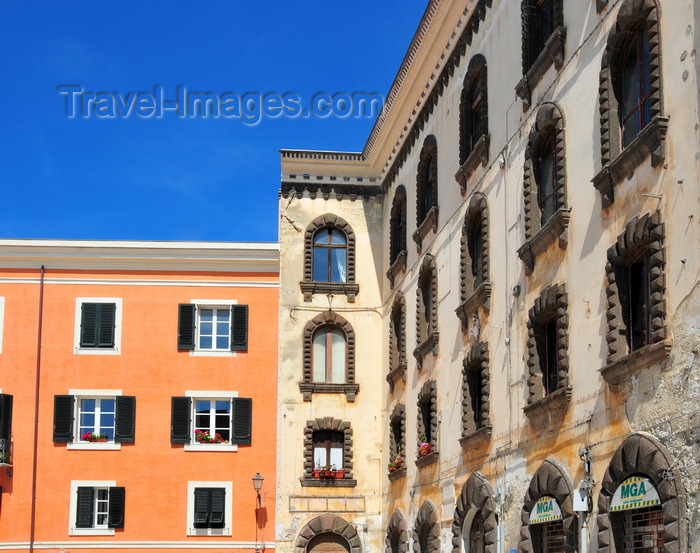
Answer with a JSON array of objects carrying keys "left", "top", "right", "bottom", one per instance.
[
  {"left": 107, "top": 487, "right": 125, "bottom": 528},
  {"left": 193, "top": 487, "right": 210, "bottom": 527},
  {"left": 80, "top": 303, "right": 98, "bottom": 347},
  {"left": 75, "top": 487, "right": 94, "bottom": 528},
  {"left": 231, "top": 397, "right": 252, "bottom": 445},
  {"left": 170, "top": 397, "right": 191, "bottom": 443},
  {"left": 53, "top": 395, "right": 74, "bottom": 442},
  {"left": 209, "top": 488, "right": 225, "bottom": 527},
  {"left": 178, "top": 304, "right": 196, "bottom": 350},
  {"left": 115, "top": 396, "right": 135, "bottom": 443},
  {"left": 97, "top": 303, "right": 116, "bottom": 347},
  {"left": 0, "top": 394, "right": 13, "bottom": 443},
  {"left": 230, "top": 305, "right": 248, "bottom": 351}
]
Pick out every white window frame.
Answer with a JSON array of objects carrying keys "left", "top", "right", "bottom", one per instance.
[
  {"left": 67, "top": 389, "right": 122, "bottom": 450},
  {"left": 186, "top": 481, "right": 233, "bottom": 536},
  {"left": 69, "top": 479, "right": 117, "bottom": 536},
  {"left": 0, "top": 296, "right": 5, "bottom": 354},
  {"left": 184, "top": 390, "right": 239, "bottom": 452},
  {"left": 73, "top": 297, "right": 123, "bottom": 355},
  {"left": 189, "top": 299, "right": 238, "bottom": 357}
]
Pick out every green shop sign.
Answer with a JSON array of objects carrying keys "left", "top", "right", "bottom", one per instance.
[
  {"left": 611, "top": 476, "right": 660, "bottom": 512},
  {"left": 529, "top": 495, "right": 562, "bottom": 524}
]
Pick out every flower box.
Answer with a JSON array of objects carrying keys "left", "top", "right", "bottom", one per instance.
[{"left": 419, "top": 443, "right": 433, "bottom": 457}]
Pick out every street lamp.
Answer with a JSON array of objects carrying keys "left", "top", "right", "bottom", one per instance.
[{"left": 252, "top": 473, "right": 264, "bottom": 506}]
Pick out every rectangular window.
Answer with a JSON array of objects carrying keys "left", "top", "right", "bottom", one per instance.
[
  {"left": 70, "top": 480, "right": 124, "bottom": 535},
  {"left": 0, "top": 393, "right": 13, "bottom": 465},
  {"left": 54, "top": 391, "right": 135, "bottom": 448},
  {"left": 187, "top": 481, "right": 232, "bottom": 536},
  {"left": 178, "top": 302, "right": 248, "bottom": 353},
  {"left": 171, "top": 393, "right": 252, "bottom": 449},
  {"left": 0, "top": 296, "right": 5, "bottom": 354},
  {"left": 74, "top": 298, "right": 122, "bottom": 354}
]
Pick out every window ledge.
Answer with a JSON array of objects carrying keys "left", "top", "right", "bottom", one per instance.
[
  {"left": 386, "top": 250, "right": 407, "bottom": 287},
  {"left": 74, "top": 347, "right": 119, "bottom": 356},
  {"left": 523, "top": 386, "right": 572, "bottom": 419},
  {"left": 455, "top": 281, "right": 492, "bottom": 327},
  {"left": 190, "top": 350, "right": 237, "bottom": 357},
  {"left": 517, "top": 208, "right": 571, "bottom": 274},
  {"left": 300, "top": 477, "right": 357, "bottom": 488},
  {"left": 67, "top": 442, "right": 121, "bottom": 451},
  {"left": 412, "top": 206, "right": 439, "bottom": 253},
  {"left": 415, "top": 451, "right": 438, "bottom": 469},
  {"left": 516, "top": 26, "right": 566, "bottom": 110},
  {"left": 299, "top": 382, "right": 359, "bottom": 402},
  {"left": 413, "top": 332, "right": 439, "bottom": 369},
  {"left": 184, "top": 443, "right": 238, "bottom": 452},
  {"left": 600, "top": 339, "right": 672, "bottom": 386},
  {"left": 70, "top": 527, "right": 116, "bottom": 536},
  {"left": 386, "top": 362, "right": 407, "bottom": 392},
  {"left": 300, "top": 281, "right": 359, "bottom": 303},
  {"left": 188, "top": 527, "right": 231, "bottom": 536},
  {"left": 459, "top": 425, "right": 492, "bottom": 448},
  {"left": 388, "top": 467, "right": 407, "bottom": 481},
  {"left": 592, "top": 115, "right": 669, "bottom": 208},
  {"left": 454, "top": 134, "right": 490, "bottom": 193}
]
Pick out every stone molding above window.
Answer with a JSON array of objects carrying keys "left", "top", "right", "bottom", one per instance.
[
  {"left": 300, "top": 311, "right": 358, "bottom": 402},
  {"left": 594, "top": 0, "right": 664, "bottom": 207},
  {"left": 525, "top": 283, "right": 570, "bottom": 410},
  {"left": 388, "top": 294, "right": 407, "bottom": 392},
  {"left": 519, "top": 102, "right": 569, "bottom": 274},
  {"left": 412, "top": 206, "right": 439, "bottom": 253},
  {"left": 603, "top": 211, "right": 666, "bottom": 371},
  {"left": 516, "top": 16, "right": 566, "bottom": 110},
  {"left": 414, "top": 255, "right": 439, "bottom": 369},
  {"left": 456, "top": 194, "right": 491, "bottom": 325},
  {"left": 301, "top": 213, "right": 358, "bottom": 302},
  {"left": 301, "top": 417, "right": 356, "bottom": 488}
]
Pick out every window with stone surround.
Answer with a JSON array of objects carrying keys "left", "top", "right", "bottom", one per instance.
[
  {"left": 389, "top": 403, "right": 406, "bottom": 473},
  {"left": 413, "top": 135, "right": 439, "bottom": 251},
  {"left": 300, "top": 311, "right": 358, "bottom": 401},
  {"left": 301, "top": 214, "right": 358, "bottom": 302},
  {"left": 388, "top": 186, "right": 408, "bottom": 285},
  {"left": 386, "top": 510, "right": 409, "bottom": 553},
  {"left": 414, "top": 501, "right": 440, "bottom": 553},
  {"left": 461, "top": 342, "right": 491, "bottom": 441},
  {"left": 518, "top": 102, "right": 569, "bottom": 274},
  {"left": 457, "top": 55, "right": 489, "bottom": 190},
  {"left": 601, "top": 211, "right": 667, "bottom": 382},
  {"left": 414, "top": 255, "right": 439, "bottom": 368},
  {"left": 516, "top": 0, "right": 565, "bottom": 109},
  {"left": 416, "top": 380, "right": 437, "bottom": 464},
  {"left": 388, "top": 293, "right": 407, "bottom": 390},
  {"left": 593, "top": 0, "right": 666, "bottom": 207},
  {"left": 301, "top": 417, "right": 355, "bottom": 487},
  {"left": 457, "top": 194, "right": 490, "bottom": 325},
  {"left": 525, "top": 283, "right": 570, "bottom": 413}
]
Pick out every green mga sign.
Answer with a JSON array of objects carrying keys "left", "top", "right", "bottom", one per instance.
[
  {"left": 529, "top": 495, "right": 562, "bottom": 524},
  {"left": 611, "top": 476, "right": 660, "bottom": 512}
]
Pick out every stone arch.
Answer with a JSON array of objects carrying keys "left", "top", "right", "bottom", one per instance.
[
  {"left": 385, "top": 509, "right": 409, "bottom": 553},
  {"left": 413, "top": 500, "right": 440, "bottom": 553},
  {"left": 296, "top": 514, "right": 362, "bottom": 553},
  {"left": 519, "top": 459, "right": 577, "bottom": 553},
  {"left": 597, "top": 433, "right": 687, "bottom": 553},
  {"left": 452, "top": 472, "right": 498, "bottom": 553}
]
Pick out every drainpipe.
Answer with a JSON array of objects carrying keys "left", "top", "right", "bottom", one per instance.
[{"left": 29, "top": 266, "right": 45, "bottom": 553}]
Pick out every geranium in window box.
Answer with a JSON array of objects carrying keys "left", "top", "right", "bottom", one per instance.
[
  {"left": 81, "top": 432, "right": 109, "bottom": 442},
  {"left": 332, "top": 469, "right": 345, "bottom": 479},
  {"left": 194, "top": 429, "right": 227, "bottom": 444},
  {"left": 388, "top": 455, "right": 404, "bottom": 473},
  {"left": 419, "top": 443, "right": 433, "bottom": 457}
]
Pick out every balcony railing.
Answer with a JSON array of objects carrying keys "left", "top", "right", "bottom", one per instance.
[{"left": 0, "top": 438, "right": 13, "bottom": 467}]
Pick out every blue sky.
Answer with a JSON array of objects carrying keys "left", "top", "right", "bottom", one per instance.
[{"left": 0, "top": 1, "right": 428, "bottom": 243}]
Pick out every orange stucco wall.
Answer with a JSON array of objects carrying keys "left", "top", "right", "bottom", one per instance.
[{"left": 0, "top": 264, "right": 278, "bottom": 552}]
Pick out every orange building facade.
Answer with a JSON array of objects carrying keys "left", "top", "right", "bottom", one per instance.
[{"left": 0, "top": 239, "right": 279, "bottom": 553}]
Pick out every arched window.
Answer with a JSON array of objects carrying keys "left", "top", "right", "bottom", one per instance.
[
  {"left": 414, "top": 136, "right": 439, "bottom": 250},
  {"left": 457, "top": 194, "right": 491, "bottom": 325},
  {"left": 535, "top": 129, "right": 557, "bottom": 225},
  {"left": 313, "top": 228, "right": 347, "bottom": 283},
  {"left": 414, "top": 255, "right": 439, "bottom": 367},
  {"left": 388, "top": 186, "right": 408, "bottom": 286},
  {"left": 457, "top": 55, "right": 489, "bottom": 191},
  {"left": 462, "top": 514, "right": 485, "bottom": 553},
  {"left": 388, "top": 293, "right": 407, "bottom": 390},
  {"left": 594, "top": 0, "right": 665, "bottom": 207},
  {"left": 312, "top": 326, "right": 346, "bottom": 384}
]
